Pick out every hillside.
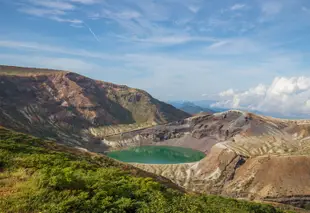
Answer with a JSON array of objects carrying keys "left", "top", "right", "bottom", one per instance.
[
  {"left": 0, "top": 65, "right": 189, "bottom": 152},
  {"left": 0, "top": 127, "right": 293, "bottom": 213},
  {"left": 103, "top": 110, "right": 310, "bottom": 209}
]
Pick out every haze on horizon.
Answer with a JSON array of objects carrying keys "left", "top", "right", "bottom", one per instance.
[{"left": 1, "top": 0, "right": 310, "bottom": 117}]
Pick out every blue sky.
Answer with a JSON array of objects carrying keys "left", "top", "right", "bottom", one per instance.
[{"left": 1, "top": 0, "right": 310, "bottom": 105}]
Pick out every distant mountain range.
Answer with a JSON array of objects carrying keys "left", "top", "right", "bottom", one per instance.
[
  {"left": 168, "top": 101, "right": 215, "bottom": 115},
  {"left": 168, "top": 100, "right": 228, "bottom": 115},
  {"left": 169, "top": 100, "right": 310, "bottom": 119}
]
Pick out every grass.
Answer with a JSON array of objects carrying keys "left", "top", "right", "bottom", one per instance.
[{"left": 0, "top": 127, "right": 295, "bottom": 213}]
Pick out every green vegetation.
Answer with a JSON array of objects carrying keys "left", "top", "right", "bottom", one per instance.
[{"left": 0, "top": 127, "right": 293, "bottom": 213}]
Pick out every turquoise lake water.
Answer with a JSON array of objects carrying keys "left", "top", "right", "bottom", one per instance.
[{"left": 107, "top": 146, "right": 206, "bottom": 164}]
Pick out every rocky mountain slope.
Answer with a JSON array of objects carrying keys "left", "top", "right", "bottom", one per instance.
[
  {"left": 0, "top": 65, "right": 189, "bottom": 152},
  {"left": 104, "top": 110, "right": 310, "bottom": 209}
]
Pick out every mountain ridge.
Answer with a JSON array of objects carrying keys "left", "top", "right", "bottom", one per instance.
[{"left": 0, "top": 65, "right": 190, "bottom": 153}]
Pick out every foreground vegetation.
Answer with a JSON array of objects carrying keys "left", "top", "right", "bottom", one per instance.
[{"left": 0, "top": 127, "right": 294, "bottom": 213}]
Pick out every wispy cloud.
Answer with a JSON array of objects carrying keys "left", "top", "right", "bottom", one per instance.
[
  {"left": 188, "top": 5, "right": 200, "bottom": 13},
  {"left": 126, "top": 35, "right": 216, "bottom": 45},
  {"left": 0, "top": 35, "right": 307, "bottom": 101},
  {"left": 103, "top": 9, "right": 146, "bottom": 35},
  {"left": 51, "top": 16, "right": 83, "bottom": 24},
  {"left": 207, "top": 38, "right": 262, "bottom": 55},
  {"left": 70, "top": 0, "right": 99, "bottom": 4},
  {"left": 18, "top": 7, "right": 66, "bottom": 16},
  {"left": 230, "top": 4, "right": 246, "bottom": 11},
  {"left": 3, "top": 0, "right": 310, "bottom": 102},
  {"left": 16, "top": 0, "right": 98, "bottom": 26},
  {"left": 0, "top": 40, "right": 117, "bottom": 60},
  {"left": 28, "top": 0, "right": 75, "bottom": 10}
]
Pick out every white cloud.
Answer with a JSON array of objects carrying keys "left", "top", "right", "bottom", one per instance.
[
  {"left": 70, "top": 0, "right": 99, "bottom": 4},
  {"left": 18, "top": 7, "right": 66, "bottom": 16},
  {"left": 207, "top": 38, "right": 261, "bottom": 55},
  {"left": 213, "top": 77, "right": 310, "bottom": 115},
  {"left": 129, "top": 35, "right": 215, "bottom": 45},
  {"left": 50, "top": 17, "right": 83, "bottom": 24},
  {"left": 29, "top": 0, "right": 75, "bottom": 10},
  {"left": 17, "top": 0, "right": 98, "bottom": 25},
  {"left": 100, "top": 9, "right": 141, "bottom": 20},
  {"left": 219, "top": 89, "right": 236, "bottom": 97},
  {"left": 188, "top": 5, "right": 200, "bottom": 13},
  {"left": 208, "top": 41, "right": 229, "bottom": 49},
  {"left": 230, "top": 4, "right": 246, "bottom": 11}
]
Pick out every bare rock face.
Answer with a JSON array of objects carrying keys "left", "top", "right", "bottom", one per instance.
[
  {"left": 109, "top": 110, "right": 310, "bottom": 208},
  {"left": 223, "top": 155, "right": 310, "bottom": 206},
  {"left": 0, "top": 65, "right": 189, "bottom": 152}
]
